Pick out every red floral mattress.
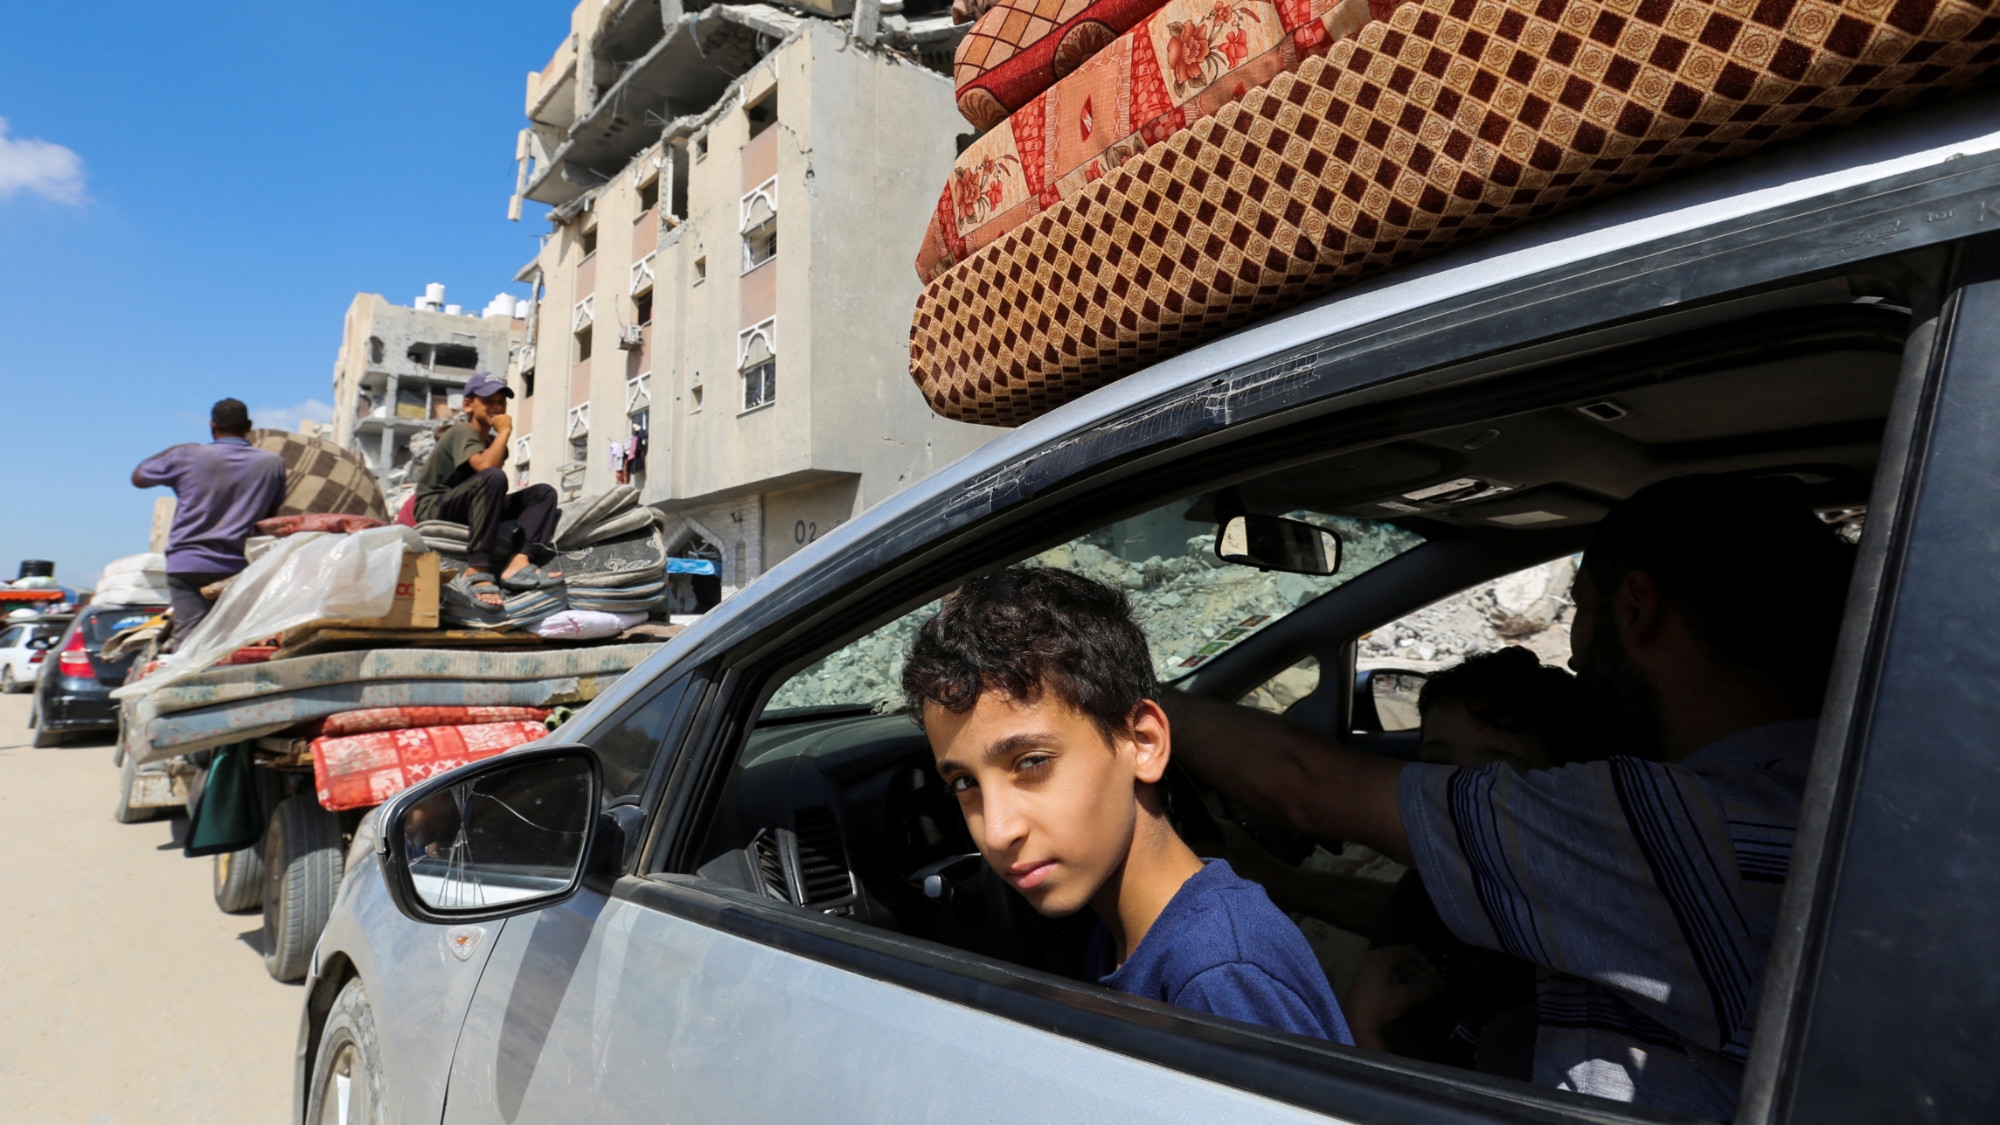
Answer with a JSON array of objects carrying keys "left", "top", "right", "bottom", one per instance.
[
  {"left": 910, "top": 0, "right": 2000, "bottom": 425},
  {"left": 311, "top": 705, "right": 552, "bottom": 738},
  {"left": 956, "top": 0, "right": 1174, "bottom": 128},
  {"left": 311, "top": 720, "right": 550, "bottom": 811},
  {"left": 920, "top": 0, "right": 1396, "bottom": 282}
]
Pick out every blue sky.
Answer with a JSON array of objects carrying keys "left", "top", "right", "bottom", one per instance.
[{"left": 0, "top": 2, "right": 559, "bottom": 587}]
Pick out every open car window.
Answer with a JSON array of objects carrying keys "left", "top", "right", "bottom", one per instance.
[{"left": 762, "top": 496, "right": 1423, "bottom": 717}]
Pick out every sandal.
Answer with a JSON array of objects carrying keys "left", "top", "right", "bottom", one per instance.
[
  {"left": 499, "top": 563, "right": 565, "bottom": 592},
  {"left": 454, "top": 571, "right": 506, "bottom": 608}
]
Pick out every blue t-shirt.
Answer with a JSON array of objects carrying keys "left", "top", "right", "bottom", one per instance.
[{"left": 1089, "top": 859, "right": 1353, "bottom": 1044}]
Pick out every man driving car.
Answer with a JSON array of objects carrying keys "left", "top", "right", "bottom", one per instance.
[{"left": 1165, "top": 475, "right": 1855, "bottom": 1121}]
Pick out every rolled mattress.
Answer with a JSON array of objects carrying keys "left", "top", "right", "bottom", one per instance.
[{"left": 909, "top": 0, "right": 2000, "bottom": 426}]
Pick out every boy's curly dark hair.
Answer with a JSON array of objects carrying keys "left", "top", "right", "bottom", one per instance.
[
  {"left": 1418, "top": 646, "right": 1588, "bottom": 764},
  {"left": 901, "top": 567, "right": 1157, "bottom": 737}
]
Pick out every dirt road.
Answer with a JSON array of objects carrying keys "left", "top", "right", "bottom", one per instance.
[{"left": 0, "top": 692, "right": 298, "bottom": 1124}]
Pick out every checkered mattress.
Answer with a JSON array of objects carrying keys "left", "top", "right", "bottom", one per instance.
[
  {"left": 910, "top": 0, "right": 2000, "bottom": 426},
  {"left": 249, "top": 429, "right": 389, "bottom": 520}
]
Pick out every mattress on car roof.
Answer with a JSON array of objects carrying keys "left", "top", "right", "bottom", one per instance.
[{"left": 908, "top": 0, "right": 2000, "bottom": 426}]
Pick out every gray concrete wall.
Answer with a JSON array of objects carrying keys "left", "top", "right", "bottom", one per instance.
[{"left": 509, "top": 19, "right": 1006, "bottom": 582}]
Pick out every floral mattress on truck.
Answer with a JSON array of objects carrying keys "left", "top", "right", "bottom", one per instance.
[{"left": 909, "top": 0, "right": 2000, "bottom": 425}]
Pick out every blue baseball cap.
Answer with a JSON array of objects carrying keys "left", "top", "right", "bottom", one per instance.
[{"left": 463, "top": 372, "right": 514, "bottom": 399}]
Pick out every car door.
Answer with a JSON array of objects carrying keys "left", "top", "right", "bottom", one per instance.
[
  {"left": 0, "top": 626, "right": 24, "bottom": 679},
  {"left": 433, "top": 693, "right": 1360, "bottom": 1125}
]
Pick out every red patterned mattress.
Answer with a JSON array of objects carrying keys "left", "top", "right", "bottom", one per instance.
[
  {"left": 920, "top": 0, "right": 1395, "bottom": 281},
  {"left": 311, "top": 720, "right": 550, "bottom": 811}
]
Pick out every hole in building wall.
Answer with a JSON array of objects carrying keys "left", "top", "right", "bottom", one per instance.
[
  {"left": 368, "top": 336, "right": 385, "bottom": 364},
  {"left": 694, "top": 132, "right": 709, "bottom": 159},
  {"left": 693, "top": 257, "right": 707, "bottom": 283},
  {"left": 636, "top": 291, "right": 653, "bottom": 325},
  {"left": 668, "top": 140, "right": 690, "bottom": 219},
  {"left": 575, "top": 326, "right": 593, "bottom": 362},
  {"left": 523, "top": 370, "right": 537, "bottom": 398},
  {"left": 638, "top": 176, "right": 660, "bottom": 214},
  {"left": 746, "top": 89, "right": 777, "bottom": 140},
  {"left": 581, "top": 226, "right": 599, "bottom": 256}
]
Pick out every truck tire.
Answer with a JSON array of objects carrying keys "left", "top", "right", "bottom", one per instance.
[
  {"left": 304, "top": 978, "right": 386, "bottom": 1125},
  {"left": 213, "top": 843, "right": 265, "bottom": 913},
  {"left": 112, "top": 743, "right": 157, "bottom": 823},
  {"left": 261, "top": 795, "right": 344, "bottom": 983}
]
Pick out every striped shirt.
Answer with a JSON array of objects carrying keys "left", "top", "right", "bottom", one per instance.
[{"left": 1398, "top": 719, "right": 1815, "bottom": 1120}]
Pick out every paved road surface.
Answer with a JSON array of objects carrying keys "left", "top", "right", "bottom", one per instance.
[{"left": 0, "top": 692, "right": 298, "bottom": 1124}]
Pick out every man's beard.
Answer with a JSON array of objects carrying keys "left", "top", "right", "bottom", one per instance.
[{"left": 1573, "top": 609, "right": 1668, "bottom": 761}]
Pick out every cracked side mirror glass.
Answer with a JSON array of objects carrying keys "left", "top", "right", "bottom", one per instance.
[{"left": 380, "top": 746, "right": 600, "bottom": 924}]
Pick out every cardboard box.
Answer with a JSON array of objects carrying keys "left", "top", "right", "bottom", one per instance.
[{"left": 306, "top": 552, "right": 440, "bottom": 631}]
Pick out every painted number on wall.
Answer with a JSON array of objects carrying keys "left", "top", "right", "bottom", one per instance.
[{"left": 794, "top": 520, "right": 817, "bottom": 545}]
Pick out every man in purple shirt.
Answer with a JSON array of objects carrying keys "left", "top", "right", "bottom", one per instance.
[{"left": 131, "top": 399, "right": 285, "bottom": 644}]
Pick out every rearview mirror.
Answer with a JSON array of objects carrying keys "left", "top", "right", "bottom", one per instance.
[
  {"left": 1216, "top": 515, "right": 1342, "bottom": 576},
  {"left": 377, "top": 745, "right": 601, "bottom": 925}
]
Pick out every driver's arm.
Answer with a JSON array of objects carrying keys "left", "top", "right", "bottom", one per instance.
[{"left": 1163, "top": 693, "right": 1412, "bottom": 866}]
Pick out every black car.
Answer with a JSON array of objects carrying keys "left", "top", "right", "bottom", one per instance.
[{"left": 31, "top": 603, "right": 164, "bottom": 747}]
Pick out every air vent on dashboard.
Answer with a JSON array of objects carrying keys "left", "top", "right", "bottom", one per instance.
[
  {"left": 749, "top": 829, "right": 789, "bottom": 902},
  {"left": 791, "top": 807, "right": 856, "bottom": 908}
]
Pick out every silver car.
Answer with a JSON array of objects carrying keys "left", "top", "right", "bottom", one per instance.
[{"left": 299, "top": 99, "right": 2000, "bottom": 1125}]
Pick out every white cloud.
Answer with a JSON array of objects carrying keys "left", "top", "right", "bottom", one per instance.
[
  {"left": 254, "top": 399, "right": 335, "bottom": 432},
  {"left": 0, "top": 117, "right": 86, "bottom": 205}
]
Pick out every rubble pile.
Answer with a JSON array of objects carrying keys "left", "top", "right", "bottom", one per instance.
[{"left": 1358, "top": 557, "right": 1577, "bottom": 671}]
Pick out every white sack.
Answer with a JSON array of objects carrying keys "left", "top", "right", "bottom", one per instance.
[
  {"left": 114, "top": 526, "right": 425, "bottom": 716},
  {"left": 101, "top": 553, "right": 167, "bottom": 581},
  {"left": 530, "top": 609, "right": 648, "bottom": 640}
]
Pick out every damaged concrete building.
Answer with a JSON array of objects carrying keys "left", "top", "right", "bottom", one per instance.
[
  {"left": 330, "top": 287, "right": 527, "bottom": 498},
  {"left": 504, "top": 0, "right": 999, "bottom": 600}
]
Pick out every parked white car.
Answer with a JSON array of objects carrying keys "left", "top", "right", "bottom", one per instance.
[{"left": 0, "top": 616, "right": 69, "bottom": 693}]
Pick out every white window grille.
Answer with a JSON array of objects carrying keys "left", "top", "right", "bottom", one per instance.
[
  {"left": 738, "top": 318, "right": 776, "bottom": 412},
  {"left": 630, "top": 250, "right": 655, "bottom": 295},
  {"left": 516, "top": 344, "right": 536, "bottom": 375},
  {"left": 514, "top": 434, "right": 531, "bottom": 465},
  {"left": 740, "top": 177, "right": 777, "bottom": 273},
  {"left": 625, "top": 372, "right": 651, "bottom": 412},
  {"left": 571, "top": 294, "right": 595, "bottom": 332},
  {"left": 567, "top": 402, "right": 590, "bottom": 439}
]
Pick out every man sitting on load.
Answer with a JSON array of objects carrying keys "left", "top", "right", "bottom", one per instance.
[{"left": 413, "top": 373, "right": 562, "bottom": 607}]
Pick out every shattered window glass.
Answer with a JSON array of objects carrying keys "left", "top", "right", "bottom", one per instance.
[{"left": 761, "top": 497, "right": 1423, "bottom": 716}]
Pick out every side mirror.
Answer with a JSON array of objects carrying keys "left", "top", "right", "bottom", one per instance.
[
  {"left": 1215, "top": 515, "right": 1342, "bottom": 575},
  {"left": 1352, "top": 668, "right": 1427, "bottom": 733},
  {"left": 377, "top": 744, "right": 602, "bottom": 925}
]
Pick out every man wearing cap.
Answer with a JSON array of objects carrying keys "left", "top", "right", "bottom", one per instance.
[
  {"left": 131, "top": 398, "right": 286, "bottom": 645},
  {"left": 413, "top": 373, "right": 562, "bottom": 607}
]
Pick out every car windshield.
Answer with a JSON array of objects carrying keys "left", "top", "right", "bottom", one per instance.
[
  {"left": 762, "top": 496, "right": 1423, "bottom": 716},
  {"left": 84, "top": 610, "right": 159, "bottom": 645}
]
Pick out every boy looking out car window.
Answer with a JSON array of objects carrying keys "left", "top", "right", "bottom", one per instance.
[{"left": 902, "top": 566, "right": 1353, "bottom": 1044}]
